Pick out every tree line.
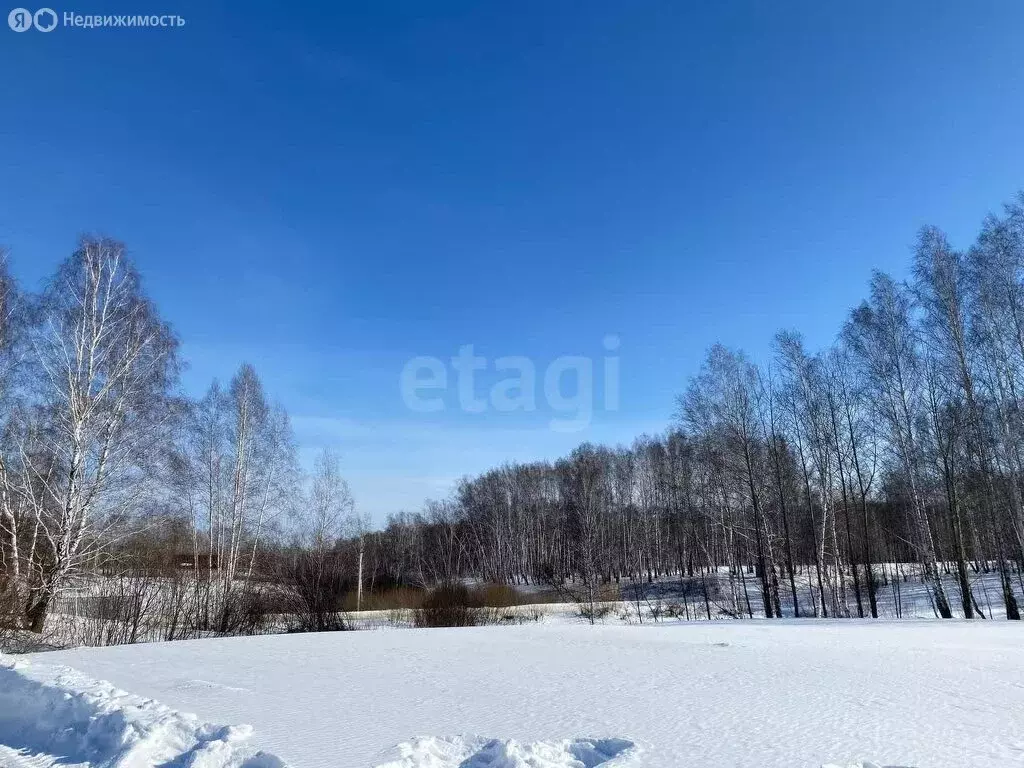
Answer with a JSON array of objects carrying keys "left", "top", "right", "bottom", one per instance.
[
  {"left": 4, "top": 196, "right": 1024, "bottom": 640},
  {"left": 354, "top": 196, "right": 1024, "bottom": 621}
]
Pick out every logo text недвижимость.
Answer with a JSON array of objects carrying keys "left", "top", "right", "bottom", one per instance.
[{"left": 8, "top": 8, "right": 185, "bottom": 31}]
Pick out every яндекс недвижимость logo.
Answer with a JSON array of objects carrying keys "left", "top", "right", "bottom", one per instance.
[
  {"left": 8, "top": 8, "right": 184, "bottom": 30},
  {"left": 8, "top": 7, "right": 57, "bottom": 31}
]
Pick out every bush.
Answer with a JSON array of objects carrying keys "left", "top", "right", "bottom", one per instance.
[
  {"left": 578, "top": 602, "right": 613, "bottom": 623},
  {"left": 408, "top": 582, "right": 545, "bottom": 629},
  {"left": 413, "top": 583, "right": 480, "bottom": 628},
  {"left": 287, "top": 552, "right": 351, "bottom": 633},
  {"left": 218, "top": 585, "right": 276, "bottom": 636}
]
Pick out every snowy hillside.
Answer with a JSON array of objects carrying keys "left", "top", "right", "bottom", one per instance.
[{"left": 3, "top": 621, "right": 1023, "bottom": 767}]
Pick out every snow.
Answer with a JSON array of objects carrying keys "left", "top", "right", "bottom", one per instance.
[
  {"left": 5, "top": 620, "right": 1024, "bottom": 767},
  {"left": 374, "top": 736, "right": 636, "bottom": 768},
  {"left": 0, "top": 656, "right": 286, "bottom": 767}
]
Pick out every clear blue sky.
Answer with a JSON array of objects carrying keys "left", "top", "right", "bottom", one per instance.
[{"left": 2, "top": 1, "right": 1023, "bottom": 521}]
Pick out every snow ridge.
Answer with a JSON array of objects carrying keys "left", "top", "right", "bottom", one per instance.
[
  {"left": 0, "top": 655, "right": 287, "bottom": 768},
  {"left": 374, "top": 735, "right": 637, "bottom": 768}
]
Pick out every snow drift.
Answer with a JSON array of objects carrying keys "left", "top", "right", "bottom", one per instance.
[
  {"left": 0, "top": 654, "right": 287, "bottom": 767},
  {"left": 373, "top": 736, "right": 637, "bottom": 768}
]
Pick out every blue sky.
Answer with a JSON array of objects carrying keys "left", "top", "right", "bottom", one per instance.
[{"left": 2, "top": 1, "right": 1023, "bottom": 521}]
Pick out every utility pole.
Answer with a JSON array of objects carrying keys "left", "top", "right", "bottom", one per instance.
[{"left": 356, "top": 537, "right": 364, "bottom": 611}]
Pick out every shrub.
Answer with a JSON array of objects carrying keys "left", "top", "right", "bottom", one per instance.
[
  {"left": 413, "top": 582, "right": 479, "bottom": 628},
  {"left": 235, "top": 587, "right": 275, "bottom": 635},
  {"left": 217, "top": 585, "right": 276, "bottom": 636},
  {"left": 578, "top": 602, "right": 613, "bottom": 623},
  {"left": 287, "top": 552, "right": 351, "bottom": 633},
  {"left": 409, "top": 582, "right": 546, "bottom": 628}
]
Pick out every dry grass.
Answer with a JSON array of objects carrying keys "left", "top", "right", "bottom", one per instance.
[
  {"left": 343, "top": 582, "right": 561, "bottom": 613},
  {"left": 342, "top": 586, "right": 426, "bottom": 612},
  {"left": 598, "top": 581, "right": 623, "bottom": 601},
  {"left": 471, "top": 583, "right": 522, "bottom": 608}
]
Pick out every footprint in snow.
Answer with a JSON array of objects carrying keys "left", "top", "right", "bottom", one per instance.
[
  {"left": 374, "top": 735, "right": 636, "bottom": 768},
  {"left": 173, "top": 678, "right": 251, "bottom": 693}
]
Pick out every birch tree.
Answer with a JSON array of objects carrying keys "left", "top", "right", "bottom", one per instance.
[
  {"left": 19, "top": 237, "right": 179, "bottom": 631},
  {"left": 843, "top": 272, "right": 953, "bottom": 618},
  {"left": 0, "top": 252, "right": 28, "bottom": 620}
]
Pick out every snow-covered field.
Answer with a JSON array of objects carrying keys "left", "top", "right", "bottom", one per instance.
[{"left": 3, "top": 620, "right": 1023, "bottom": 767}]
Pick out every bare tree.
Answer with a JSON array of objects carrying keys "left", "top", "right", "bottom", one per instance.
[
  {"left": 0, "top": 251, "right": 28, "bottom": 624},
  {"left": 555, "top": 445, "right": 610, "bottom": 623},
  {"left": 680, "top": 345, "right": 780, "bottom": 618},
  {"left": 177, "top": 363, "right": 297, "bottom": 631},
  {"left": 844, "top": 272, "right": 952, "bottom": 618},
  {"left": 16, "top": 237, "right": 180, "bottom": 631}
]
